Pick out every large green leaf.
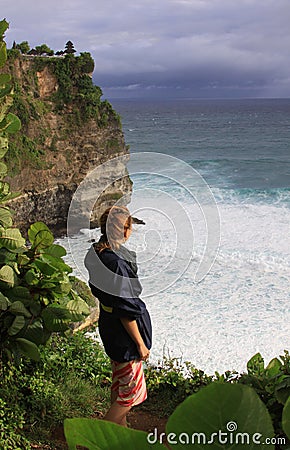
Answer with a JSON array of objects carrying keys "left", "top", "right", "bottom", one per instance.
[
  {"left": 0, "top": 41, "right": 7, "bottom": 68},
  {"left": 0, "top": 73, "right": 11, "bottom": 85},
  {"left": 15, "top": 337, "right": 40, "bottom": 361},
  {"left": 42, "top": 244, "right": 67, "bottom": 257},
  {"left": 0, "top": 94, "right": 13, "bottom": 123},
  {"left": 0, "top": 82, "right": 12, "bottom": 99},
  {"left": 66, "top": 297, "right": 90, "bottom": 318},
  {"left": 0, "top": 291, "right": 10, "bottom": 310},
  {"left": 2, "top": 112, "right": 21, "bottom": 134},
  {"left": 9, "top": 300, "right": 31, "bottom": 318},
  {"left": 247, "top": 352, "right": 264, "bottom": 375},
  {"left": 28, "top": 222, "right": 52, "bottom": 246},
  {"left": 8, "top": 315, "right": 25, "bottom": 335},
  {"left": 282, "top": 395, "right": 290, "bottom": 439},
  {"left": 64, "top": 418, "right": 165, "bottom": 450},
  {"left": 5, "top": 286, "right": 31, "bottom": 308},
  {"left": 0, "top": 247, "right": 17, "bottom": 264},
  {"left": 166, "top": 383, "right": 275, "bottom": 449},
  {"left": 0, "top": 206, "right": 13, "bottom": 227},
  {"left": 0, "top": 264, "right": 17, "bottom": 287},
  {"left": 0, "top": 161, "right": 7, "bottom": 178},
  {"left": 0, "top": 227, "right": 25, "bottom": 250},
  {"left": 275, "top": 377, "right": 290, "bottom": 405},
  {"left": 42, "top": 306, "right": 72, "bottom": 331},
  {"left": 0, "top": 136, "right": 8, "bottom": 158},
  {"left": 25, "top": 269, "right": 39, "bottom": 286},
  {"left": 0, "top": 19, "right": 9, "bottom": 38},
  {"left": 18, "top": 320, "right": 46, "bottom": 345}
]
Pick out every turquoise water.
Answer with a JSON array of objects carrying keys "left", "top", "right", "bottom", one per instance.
[{"left": 59, "top": 98, "right": 290, "bottom": 373}]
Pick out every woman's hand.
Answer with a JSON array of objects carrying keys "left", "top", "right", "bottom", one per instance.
[
  {"left": 120, "top": 317, "right": 150, "bottom": 361},
  {"left": 137, "top": 342, "right": 150, "bottom": 361}
]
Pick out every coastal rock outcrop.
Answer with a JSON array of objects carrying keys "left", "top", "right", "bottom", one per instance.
[{"left": 3, "top": 52, "right": 131, "bottom": 235}]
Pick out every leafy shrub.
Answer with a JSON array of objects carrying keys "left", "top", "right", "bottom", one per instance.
[
  {"left": 0, "top": 398, "right": 31, "bottom": 450},
  {"left": 0, "top": 332, "right": 111, "bottom": 446},
  {"left": 237, "top": 351, "right": 290, "bottom": 442},
  {"left": 64, "top": 382, "right": 290, "bottom": 449}
]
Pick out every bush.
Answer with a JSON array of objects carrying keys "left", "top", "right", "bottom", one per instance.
[{"left": 0, "top": 332, "right": 111, "bottom": 447}]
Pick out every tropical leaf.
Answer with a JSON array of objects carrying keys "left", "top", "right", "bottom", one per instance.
[
  {"left": 275, "top": 377, "right": 290, "bottom": 405},
  {"left": 42, "top": 306, "right": 72, "bottom": 331},
  {"left": 0, "top": 19, "right": 9, "bottom": 38},
  {"left": 0, "top": 161, "right": 7, "bottom": 178},
  {"left": 8, "top": 315, "right": 25, "bottom": 336},
  {"left": 0, "top": 264, "right": 17, "bottom": 287},
  {"left": 0, "top": 206, "right": 13, "bottom": 227},
  {"left": 0, "top": 247, "right": 17, "bottom": 263},
  {"left": 42, "top": 243, "right": 67, "bottom": 257},
  {"left": 266, "top": 358, "right": 282, "bottom": 377},
  {"left": 0, "top": 94, "right": 13, "bottom": 123},
  {"left": 9, "top": 300, "right": 31, "bottom": 318},
  {"left": 6, "top": 286, "right": 31, "bottom": 303},
  {"left": 66, "top": 297, "right": 90, "bottom": 318},
  {"left": 247, "top": 352, "right": 264, "bottom": 375},
  {"left": 18, "top": 320, "right": 47, "bottom": 345},
  {"left": 0, "top": 41, "right": 7, "bottom": 68},
  {"left": 0, "top": 227, "right": 25, "bottom": 250},
  {"left": 282, "top": 395, "right": 290, "bottom": 439},
  {"left": 0, "top": 73, "right": 11, "bottom": 85},
  {"left": 0, "top": 83, "right": 12, "bottom": 99},
  {"left": 28, "top": 221, "right": 51, "bottom": 243},
  {"left": 0, "top": 136, "right": 8, "bottom": 158},
  {"left": 166, "top": 383, "right": 275, "bottom": 450},
  {"left": 15, "top": 337, "right": 40, "bottom": 361},
  {"left": 64, "top": 418, "right": 165, "bottom": 450},
  {"left": 24, "top": 269, "right": 39, "bottom": 286},
  {"left": 0, "top": 291, "right": 10, "bottom": 310},
  {"left": 1, "top": 112, "right": 21, "bottom": 134}
]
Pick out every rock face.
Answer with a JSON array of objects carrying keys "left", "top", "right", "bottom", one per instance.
[{"left": 4, "top": 53, "right": 132, "bottom": 235}]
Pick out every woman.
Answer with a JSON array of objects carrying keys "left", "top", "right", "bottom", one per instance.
[{"left": 84, "top": 206, "right": 152, "bottom": 426}]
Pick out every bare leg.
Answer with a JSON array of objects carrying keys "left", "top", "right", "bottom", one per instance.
[
  {"left": 103, "top": 388, "right": 131, "bottom": 426},
  {"left": 103, "top": 401, "right": 131, "bottom": 426}
]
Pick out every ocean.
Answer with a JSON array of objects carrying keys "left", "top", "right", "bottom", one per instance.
[{"left": 58, "top": 98, "right": 290, "bottom": 374}]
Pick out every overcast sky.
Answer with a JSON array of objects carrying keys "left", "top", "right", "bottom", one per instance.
[{"left": 3, "top": 0, "right": 290, "bottom": 99}]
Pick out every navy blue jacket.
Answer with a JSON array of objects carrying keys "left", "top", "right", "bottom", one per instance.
[{"left": 84, "top": 244, "right": 152, "bottom": 362}]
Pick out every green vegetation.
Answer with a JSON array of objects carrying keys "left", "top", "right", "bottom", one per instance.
[
  {"left": 0, "top": 332, "right": 111, "bottom": 449},
  {"left": 1, "top": 326, "right": 289, "bottom": 449},
  {"left": 63, "top": 351, "right": 290, "bottom": 450},
  {"left": 4, "top": 38, "right": 121, "bottom": 175}
]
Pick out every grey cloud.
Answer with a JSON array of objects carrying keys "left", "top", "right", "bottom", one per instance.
[{"left": 3, "top": 0, "right": 290, "bottom": 98}]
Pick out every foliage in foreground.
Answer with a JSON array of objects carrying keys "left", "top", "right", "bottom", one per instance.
[
  {"left": 0, "top": 326, "right": 289, "bottom": 449},
  {"left": 65, "top": 383, "right": 290, "bottom": 450},
  {"left": 0, "top": 332, "right": 111, "bottom": 449}
]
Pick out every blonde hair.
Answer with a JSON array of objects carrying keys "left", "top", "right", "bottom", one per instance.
[{"left": 94, "top": 206, "right": 132, "bottom": 253}]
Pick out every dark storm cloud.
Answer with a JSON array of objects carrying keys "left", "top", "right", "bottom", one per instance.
[{"left": 3, "top": 0, "right": 290, "bottom": 98}]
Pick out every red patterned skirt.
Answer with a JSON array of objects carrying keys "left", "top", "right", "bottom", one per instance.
[{"left": 111, "top": 359, "right": 147, "bottom": 407}]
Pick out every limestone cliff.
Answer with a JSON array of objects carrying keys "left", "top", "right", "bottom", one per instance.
[{"left": 3, "top": 51, "right": 131, "bottom": 235}]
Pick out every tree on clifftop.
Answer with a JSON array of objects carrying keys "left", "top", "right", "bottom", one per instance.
[
  {"left": 35, "top": 43, "right": 54, "bottom": 56},
  {"left": 16, "top": 41, "right": 30, "bottom": 54},
  {"left": 64, "top": 40, "right": 76, "bottom": 54}
]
